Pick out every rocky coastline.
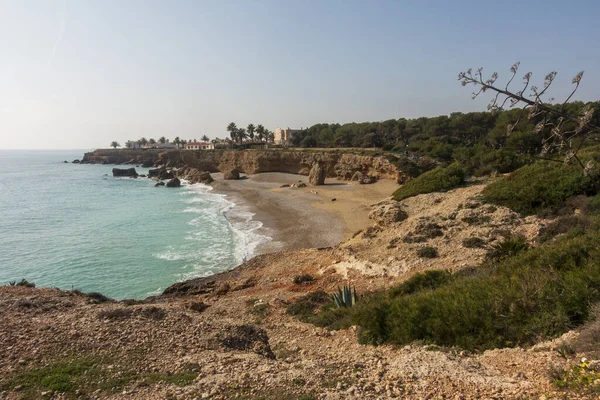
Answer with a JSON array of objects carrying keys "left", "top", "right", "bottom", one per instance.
[{"left": 1, "top": 150, "right": 595, "bottom": 399}]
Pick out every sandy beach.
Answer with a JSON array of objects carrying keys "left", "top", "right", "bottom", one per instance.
[{"left": 210, "top": 172, "right": 400, "bottom": 254}]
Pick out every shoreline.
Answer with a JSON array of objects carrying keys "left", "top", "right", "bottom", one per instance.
[{"left": 209, "top": 172, "right": 399, "bottom": 256}]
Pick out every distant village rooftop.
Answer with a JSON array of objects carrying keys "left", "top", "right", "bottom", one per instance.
[{"left": 185, "top": 141, "right": 214, "bottom": 150}]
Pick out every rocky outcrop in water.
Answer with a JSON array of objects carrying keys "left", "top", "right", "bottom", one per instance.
[
  {"left": 166, "top": 177, "right": 181, "bottom": 187},
  {"left": 112, "top": 168, "right": 138, "bottom": 178},
  {"left": 148, "top": 167, "right": 174, "bottom": 181}
]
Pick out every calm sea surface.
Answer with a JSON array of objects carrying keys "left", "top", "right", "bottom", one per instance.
[{"left": 0, "top": 150, "right": 267, "bottom": 299}]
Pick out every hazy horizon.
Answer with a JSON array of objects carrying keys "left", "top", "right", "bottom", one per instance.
[{"left": 2, "top": 0, "right": 600, "bottom": 149}]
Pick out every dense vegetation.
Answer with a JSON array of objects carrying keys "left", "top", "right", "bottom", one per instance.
[
  {"left": 483, "top": 161, "right": 600, "bottom": 215},
  {"left": 392, "top": 164, "right": 465, "bottom": 201},
  {"left": 290, "top": 102, "right": 600, "bottom": 173}
]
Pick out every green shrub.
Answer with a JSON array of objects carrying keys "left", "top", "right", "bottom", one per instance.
[
  {"left": 482, "top": 161, "right": 600, "bottom": 216},
  {"left": 488, "top": 234, "right": 528, "bottom": 260},
  {"left": 353, "top": 233, "right": 600, "bottom": 350},
  {"left": 416, "top": 246, "right": 438, "bottom": 258},
  {"left": 393, "top": 164, "right": 465, "bottom": 202},
  {"left": 389, "top": 270, "right": 452, "bottom": 297}
]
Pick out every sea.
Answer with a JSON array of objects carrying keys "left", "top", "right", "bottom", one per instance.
[{"left": 0, "top": 150, "right": 269, "bottom": 300}]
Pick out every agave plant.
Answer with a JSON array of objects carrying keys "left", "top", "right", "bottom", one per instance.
[{"left": 332, "top": 284, "right": 358, "bottom": 308}]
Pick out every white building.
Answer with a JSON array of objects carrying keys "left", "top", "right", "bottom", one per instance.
[{"left": 185, "top": 141, "right": 214, "bottom": 150}]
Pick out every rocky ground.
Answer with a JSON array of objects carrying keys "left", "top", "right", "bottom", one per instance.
[{"left": 1, "top": 184, "right": 596, "bottom": 399}]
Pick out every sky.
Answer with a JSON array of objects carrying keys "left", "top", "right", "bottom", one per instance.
[{"left": 1, "top": 0, "right": 600, "bottom": 149}]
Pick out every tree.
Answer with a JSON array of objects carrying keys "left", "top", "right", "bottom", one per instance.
[
  {"left": 181, "top": 139, "right": 187, "bottom": 148},
  {"left": 256, "top": 124, "right": 265, "bottom": 142},
  {"left": 247, "top": 124, "right": 255, "bottom": 141},
  {"left": 227, "top": 122, "right": 238, "bottom": 144},
  {"left": 458, "top": 63, "right": 598, "bottom": 174},
  {"left": 159, "top": 136, "right": 166, "bottom": 144},
  {"left": 110, "top": 141, "right": 120, "bottom": 149},
  {"left": 125, "top": 140, "right": 134, "bottom": 149},
  {"left": 139, "top": 137, "right": 148, "bottom": 147},
  {"left": 149, "top": 138, "right": 156, "bottom": 145},
  {"left": 173, "top": 136, "right": 181, "bottom": 148},
  {"left": 266, "top": 129, "right": 274, "bottom": 143},
  {"left": 201, "top": 135, "right": 209, "bottom": 142},
  {"left": 237, "top": 128, "right": 247, "bottom": 145}
]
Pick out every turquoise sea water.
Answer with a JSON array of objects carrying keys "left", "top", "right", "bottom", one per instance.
[{"left": 0, "top": 150, "right": 267, "bottom": 299}]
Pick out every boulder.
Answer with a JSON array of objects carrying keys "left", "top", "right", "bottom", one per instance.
[
  {"left": 217, "top": 324, "right": 275, "bottom": 359},
  {"left": 359, "top": 174, "right": 377, "bottom": 184},
  {"left": 63, "top": 160, "right": 68, "bottom": 163},
  {"left": 112, "top": 168, "right": 138, "bottom": 178},
  {"left": 148, "top": 167, "right": 173, "bottom": 180},
  {"left": 142, "top": 160, "right": 154, "bottom": 168},
  {"left": 369, "top": 201, "right": 408, "bottom": 226},
  {"left": 155, "top": 181, "right": 165, "bottom": 187},
  {"left": 139, "top": 174, "right": 147, "bottom": 177},
  {"left": 223, "top": 169, "right": 240, "bottom": 180},
  {"left": 197, "top": 171, "right": 214, "bottom": 184},
  {"left": 308, "top": 162, "right": 326, "bottom": 186},
  {"left": 166, "top": 177, "right": 181, "bottom": 187},
  {"left": 72, "top": 159, "right": 80, "bottom": 164}
]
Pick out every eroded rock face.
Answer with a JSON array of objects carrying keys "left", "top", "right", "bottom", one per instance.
[
  {"left": 223, "top": 169, "right": 240, "bottom": 180},
  {"left": 369, "top": 200, "right": 408, "bottom": 226},
  {"left": 166, "top": 177, "right": 181, "bottom": 187},
  {"left": 308, "top": 162, "right": 326, "bottom": 186},
  {"left": 112, "top": 168, "right": 138, "bottom": 178}
]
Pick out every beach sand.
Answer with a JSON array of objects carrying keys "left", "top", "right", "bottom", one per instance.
[{"left": 210, "top": 172, "right": 399, "bottom": 254}]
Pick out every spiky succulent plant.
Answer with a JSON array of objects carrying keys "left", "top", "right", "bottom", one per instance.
[{"left": 332, "top": 284, "right": 358, "bottom": 308}]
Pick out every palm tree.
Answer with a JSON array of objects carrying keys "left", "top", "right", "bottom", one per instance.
[
  {"left": 110, "top": 141, "right": 120, "bottom": 149},
  {"left": 266, "top": 130, "right": 274, "bottom": 143},
  {"left": 201, "top": 135, "right": 209, "bottom": 142},
  {"left": 256, "top": 124, "right": 265, "bottom": 142},
  {"left": 247, "top": 124, "right": 255, "bottom": 142},
  {"left": 173, "top": 136, "right": 181, "bottom": 148},
  {"left": 227, "top": 122, "right": 237, "bottom": 143},
  {"left": 139, "top": 137, "right": 148, "bottom": 147},
  {"left": 125, "top": 140, "right": 134, "bottom": 149},
  {"left": 237, "top": 128, "right": 247, "bottom": 145},
  {"left": 181, "top": 139, "right": 188, "bottom": 148},
  {"left": 159, "top": 136, "right": 166, "bottom": 144},
  {"left": 149, "top": 138, "right": 156, "bottom": 145}
]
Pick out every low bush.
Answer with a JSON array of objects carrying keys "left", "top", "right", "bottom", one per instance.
[
  {"left": 286, "top": 291, "right": 351, "bottom": 330},
  {"left": 416, "top": 246, "right": 438, "bottom": 258},
  {"left": 389, "top": 270, "right": 452, "bottom": 297},
  {"left": 393, "top": 164, "right": 465, "bottom": 202},
  {"left": 462, "top": 237, "right": 486, "bottom": 248},
  {"left": 482, "top": 161, "right": 600, "bottom": 216},
  {"left": 293, "top": 274, "right": 314, "bottom": 284},
  {"left": 8, "top": 279, "right": 35, "bottom": 288},
  {"left": 488, "top": 234, "right": 528, "bottom": 260}
]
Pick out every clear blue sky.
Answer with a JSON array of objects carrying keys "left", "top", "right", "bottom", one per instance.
[{"left": 1, "top": 0, "right": 599, "bottom": 149}]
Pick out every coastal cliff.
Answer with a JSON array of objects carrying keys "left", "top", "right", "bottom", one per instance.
[{"left": 81, "top": 149, "right": 406, "bottom": 182}]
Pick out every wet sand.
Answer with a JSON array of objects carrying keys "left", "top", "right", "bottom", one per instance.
[{"left": 210, "top": 172, "right": 399, "bottom": 254}]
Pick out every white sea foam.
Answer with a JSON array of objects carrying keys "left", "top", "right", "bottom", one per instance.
[{"left": 176, "top": 182, "right": 272, "bottom": 275}]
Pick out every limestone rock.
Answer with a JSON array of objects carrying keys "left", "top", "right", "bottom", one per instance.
[
  {"left": 308, "top": 162, "right": 326, "bottom": 186},
  {"left": 112, "top": 168, "right": 138, "bottom": 178},
  {"left": 369, "top": 200, "right": 408, "bottom": 226},
  {"left": 223, "top": 169, "right": 240, "bottom": 180},
  {"left": 155, "top": 181, "right": 165, "bottom": 187}
]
